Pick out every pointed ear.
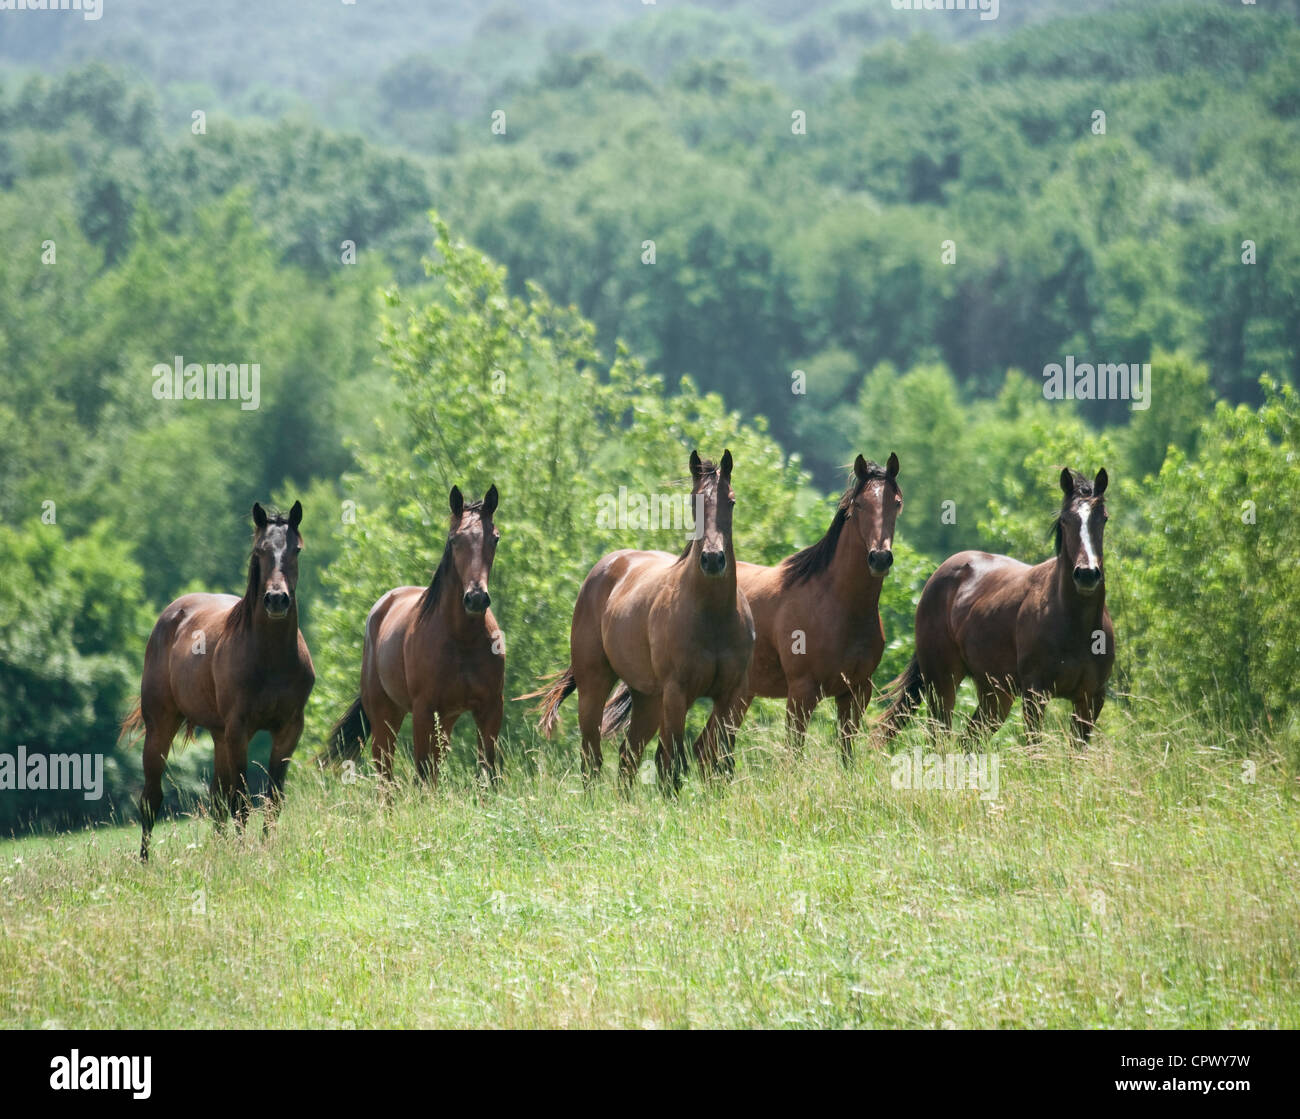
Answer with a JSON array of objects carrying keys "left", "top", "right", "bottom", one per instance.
[
  {"left": 689, "top": 450, "right": 703, "bottom": 478},
  {"left": 449, "top": 485, "right": 464, "bottom": 519},
  {"left": 1059, "top": 468, "right": 1075, "bottom": 497},
  {"left": 252, "top": 502, "right": 268, "bottom": 530},
  {"left": 288, "top": 500, "right": 303, "bottom": 530},
  {"left": 1093, "top": 468, "right": 1108, "bottom": 497},
  {"left": 482, "top": 484, "right": 499, "bottom": 519},
  {"left": 854, "top": 454, "right": 868, "bottom": 482},
  {"left": 887, "top": 452, "right": 900, "bottom": 480},
  {"left": 720, "top": 449, "right": 733, "bottom": 480}
]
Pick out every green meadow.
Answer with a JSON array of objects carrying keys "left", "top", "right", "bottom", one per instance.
[{"left": 3, "top": 709, "right": 1295, "bottom": 1029}]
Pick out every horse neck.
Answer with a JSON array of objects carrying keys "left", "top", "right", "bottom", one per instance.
[
  {"left": 241, "top": 595, "right": 300, "bottom": 656},
  {"left": 433, "top": 580, "right": 487, "bottom": 643},
  {"left": 826, "top": 519, "right": 884, "bottom": 613},
  {"left": 680, "top": 539, "right": 739, "bottom": 613},
  {"left": 1053, "top": 552, "right": 1106, "bottom": 626}
]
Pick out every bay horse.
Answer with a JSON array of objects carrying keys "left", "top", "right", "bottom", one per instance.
[
  {"left": 526, "top": 451, "right": 754, "bottom": 794},
  {"left": 684, "top": 452, "right": 902, "bottom": 765},
  {"left": 325, "top": 484, "right": 504, "bottom": 786},
  {"left": 875, "top": 468, "right": 1114, "bottom": 748},
  {"left": 124, "top": 502, "right": 315, "bottom": 861}
]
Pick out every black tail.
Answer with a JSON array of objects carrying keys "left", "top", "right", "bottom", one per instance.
[
  {"left": 600, "top": 682, "right": 633, "bottom": 738},
  {"left": 876, "top": 655, "right": 925, "bottom": 744},
  {"left": 320, "top": 696, "right": 370, "bottom": 766},
  {"left": 517, "top": 667, "right": 577, "bottom": 738}
]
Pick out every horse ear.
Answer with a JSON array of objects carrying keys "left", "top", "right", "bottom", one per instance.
[
  {"left": 1059, "top": 468, "right": 1075, "bottom": 497},
  {"left": 1093, "top": 468, "right": 1108, "bottom": 497},
  {"left": 252, "top": 502, "right": 268, "bottom": 529},
  {"left": 482, "top": 484, "right": 499, "bottom": 518},
  {"left": 689, "top": 450, "right": 703, "bottom": 478},
  {"left": 887, "top": 452, "right": 900, "bottom": 480},
  {"left": 449, "top": 485, "right": 464, "bottom": 519},
  {"left": 720, "top": 449, "right": 733, "bottom": 480},
  {"left": 288, "top": 500, "right": 303, "bottom": 529},
  {"left": 853, "top": 454, "right": 868, "bottom": 481}
]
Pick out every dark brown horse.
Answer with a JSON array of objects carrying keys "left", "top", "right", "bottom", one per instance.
[
  {"left": 124, "top": 502, "right": 315, "bottom": 861},
  {"left": 526, "top": 451, "right": 754, "bottom": 794},
  {"left": 875, "top": 468, "right": 1114, "bottom": 748},
  {"left": 326, "top": 485, "right": 504, "bottom": 786},
  {"left": 692, "top": 452, "right": 901, "bottom": 764}
]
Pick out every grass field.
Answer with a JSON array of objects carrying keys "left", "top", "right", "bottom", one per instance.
[{"left": 2, "top": 705, "right": 1297, "bottom": 1029}]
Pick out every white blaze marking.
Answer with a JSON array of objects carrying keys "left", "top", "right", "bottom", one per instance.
[{"left": 1078, "top": 502, "right": 1099, "bottom": 570}]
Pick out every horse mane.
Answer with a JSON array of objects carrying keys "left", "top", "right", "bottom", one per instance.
[
  {"left": 1051, "top": 470, "right": 1101, "bottom": 555},
  {"left": 228, "top": 507, "right": 293, "bottom": 632},
  {"left": 417, "top": 498, "right": 486, "bottom": 620},
  {"left": 674, "top": 460, "right": 718, "bottom": 564},
  {"left": 780, "top": 461, "right": 889, "bottom": 587}
]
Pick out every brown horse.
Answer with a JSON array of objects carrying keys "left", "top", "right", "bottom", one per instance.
[
  {"left": 124, "top": 502, "right": 315, "bottom": 861},
  {"left": 325, "top": 485, "right": 504, "bottom": 786},
  {"left": 685, "top": 452, "right": 902, "bottom": 765},
  {"left": 527, "top": 451, "right": 754, "bottom": 794},
  {"left": 875, "top": 468, "right": 1114, "bottom": 748}
]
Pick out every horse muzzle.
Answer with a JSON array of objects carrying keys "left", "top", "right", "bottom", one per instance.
[
  {"left": 699, "top": 549, "right": 727, "bottom": 576},
  {"left": 1072, "top": 566, "right": 1102, "bottom": 594},
  {"left": 463, "top": 588, "right": 491, "bottom": 614},
  {"left": 868, "top": 548, "right": 894, "bottom": 575},
  {"left": 264, "top": 591, "right": 292, "bottom": 618}
]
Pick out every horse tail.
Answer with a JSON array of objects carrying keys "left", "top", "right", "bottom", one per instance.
[
  {"left": 320, "top": 696, "right": 370, "bottom": 766},
  {"left": 119, "top": 701, "right": 197, "bottom": 751},
  {"left": 518, "top": 667, "right": 577, "bottom": 738},
  {"left": 119, "top": 700, "right": 145, "bottom": 746},
  {"left": 876, "top": 655, "right": 925, "bottom": 742},
  {"left": 600, "top": 682, "right": 633, "bottom": 738}
]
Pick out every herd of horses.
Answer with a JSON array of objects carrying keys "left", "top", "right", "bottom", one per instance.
[{"left": 121, "top": 450, "right": 1114, "bottom": 861}]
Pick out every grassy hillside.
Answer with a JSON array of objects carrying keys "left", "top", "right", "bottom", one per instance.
[{"left": 3, "top": 712, "right": 1296, "bottom": 1029}]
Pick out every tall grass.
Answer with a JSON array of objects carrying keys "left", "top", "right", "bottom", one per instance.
[{"left": 1, "top": 703, "right": 1296, "bottom": 1028}]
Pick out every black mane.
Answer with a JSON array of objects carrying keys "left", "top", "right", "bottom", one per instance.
[{"left": 780, "top": 461, "right": 890, "bottom": 587}]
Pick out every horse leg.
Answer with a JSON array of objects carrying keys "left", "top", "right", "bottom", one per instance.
[
  {"left": 413, "top": 707, "right": 454, "bottom": 787},
  {"left": 784, "top": 683, "right": 819, "bottom": 756},
  {"left": 263, "top": 713, "right": 304, "bottom": 834},
  {"left": 139, "top": 709, "right": 182, "bottom": 862},
  {"left": 209, "top": 732, "right": 236, "bottom": 833},
  {"left": 702, "top": 689, "right": 752, "bottom": 778},
  {"left": 924, "top": 675, "right": 959, "bottom": 742},
  {"left": 618, "top": 690, "right": 659, "bottom": 796},
  {"left": 576, "top": 665, "right": 616, "bottom": 786},
  {"left": 1021, "top": 687, "right": 1047, "bottom": 746},
  {"left": 1071, "top": 690, "right": 1104, "bottom": 749},
  {"left": 367, "top": 693, "right": 404, "bottom": 786},
  {"left": 656, "top": 684, "right": 689, "bottom": 797},
  {"left": 835, "top": 684, "right": 870, "bottom": 767},
  {"left": 219, "top": 729, "right": 252, "bottom": 834},
  {"left": 960, "top": 682, "right": 1013, "bottom": 748},
  {"left": 472, "top": 698, "right": 504, "bottom": 788}
]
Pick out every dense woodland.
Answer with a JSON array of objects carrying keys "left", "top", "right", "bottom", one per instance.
[{"left": 1, "top": 1, "right": 1298, "bottom": 830}]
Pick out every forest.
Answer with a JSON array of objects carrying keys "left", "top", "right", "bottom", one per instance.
[{"left": 1, "top": 0, "right": 1298, "bottom": 829}]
